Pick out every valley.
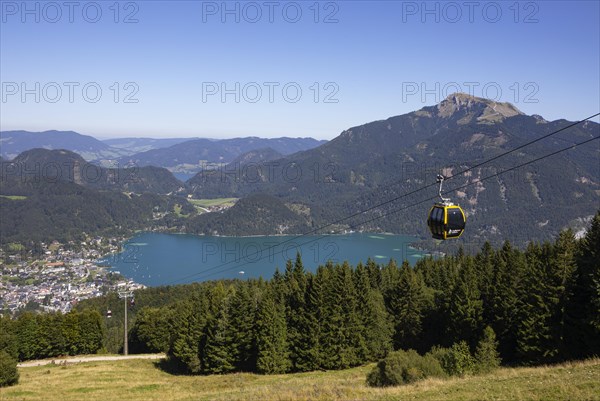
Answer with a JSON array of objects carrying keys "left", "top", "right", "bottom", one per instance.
[
  {"left": 2, "top": 94, "right": 598, "bottom": 250},
  {"left": 2, "top": 2, "right": 599, "bottom": 398}
]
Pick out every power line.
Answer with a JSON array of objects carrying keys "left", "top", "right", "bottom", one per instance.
[{"left": 170, "top": 133, "right": 600, "bottom": 283}]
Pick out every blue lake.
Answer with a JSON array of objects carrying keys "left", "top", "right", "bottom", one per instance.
[
  {"left": 171, "top": 172, "right": 196, "bottom": 182},
  {"left": 98, "top": 232, "right": 426, "bottom": 286}
]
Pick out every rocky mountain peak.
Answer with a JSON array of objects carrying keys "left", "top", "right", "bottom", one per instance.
[{"left": 435, "top": 92, "right": 524, "bottom": 124}]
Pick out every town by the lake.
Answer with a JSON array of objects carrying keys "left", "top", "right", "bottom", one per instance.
[{"left": 0, "top": 237, "right": 144, "bottom": 316}]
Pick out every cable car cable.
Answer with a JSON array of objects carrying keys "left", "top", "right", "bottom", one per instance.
[
  {"left": 444, "top": 113, "right": 598, "bottom": 182},
  {"left": 169, "top": 134, "right": 600, "bottom": 283},
  {"left": 370, "top": 134, "right": 600, "bottom": 231},
  {"left": 166, "top": 113, "right": 598, "bottom": 284}
]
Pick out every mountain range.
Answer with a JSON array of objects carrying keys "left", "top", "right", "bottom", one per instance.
[
  {"left": 101, "top": 137, "right": 196, "bottom": 154},
  {"left": 0, "top": 131, "right": 326, "bottom": 175},
  {"left": 1, "top": 93, "right": 598, "bottom": 247},
  {"left": 0, "top": 130, "right": 126, "bottom": 161},
  {"left": 116, "top": 137, "right": 327, "bottom": 171},
  {"left": 185, "top": 93, "right": 600, "bottom": 244}
]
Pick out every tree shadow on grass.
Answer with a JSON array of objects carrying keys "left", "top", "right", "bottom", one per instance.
[{"left": 153, "top": 356, "right": 191, "bottom": 376}]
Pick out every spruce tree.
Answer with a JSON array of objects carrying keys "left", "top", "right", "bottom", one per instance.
[
  {"left": 448, "top": 256, "right": 483, "bottom": 348},
  {"left": 550, "top": 230, "right": 578, "bottom": 359},
  {"left": 474, "top": 326, "right": 501, "bottom": 373},
  {"left": 475, "top": 242, "right": 495, "bottom": 326},
  {"left": 516, "top": 243, "right": 554, "bottom": 364},
  {"left": 77, "top": 310, "right": 104, "bottom": 355},
  {"left": 515, "top": 235, "right": 577, "bottom": 364},
  {"left": 37, "top": 314, "right": 66, "bottom": 358},
  {"left": 340, "top": 262, "right": 362, "bottom": 367},
  {"left": 488, "top": 241, "right": 524, "bottom": 362},
  {"left": 62, "top": 312, "right": 82, "bottom": 356},
  {"left": 320, "top": 263, "right": 341, "bottom": 369},
  {"left": 202, "top": 283, "right": 236, "bottom": 374},
  {"left": 567, "top": 211, "right": 600, "bottom": 357},
  {"left": 353, "top": 262, "right": 371, "bottom": 360},
  {"left": 320, "top": 262, "right": 359, "bottom": 369},
  {"left": 133, "top": 307, "right": 172, "bottom": 353},
  {"left": 256, "top": 285, "right": 290, "bottom": 374},
  {"left": 365, "top": 258, "right": 382, "bottom": 290},
  {"left": 297, "top": 272, "right": 322, "bottom": 371},
  {"left": 170, "top": 298, "right": 205, "bottom": 373},
  {"left": 355, "top": 262, "right": 392, "bottom": 361},
  {"left": 284, "top": 253, "right": 311, "bottom": 371},
  {"left": 386, "top": 261, "right": 426, "bottom": 351},
  {"left": 414, "top": 256, "right": 451, "bottom": 349},
  {"left": 229, "top": 281, "right": 259, "bottom": 371},
  {"left": 380, "top": 259, "right": 400, "bottom": 296}
]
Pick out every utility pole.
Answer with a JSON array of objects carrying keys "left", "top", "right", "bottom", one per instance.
[{"left": 118, "top": 288, "right": 133, "bottom": 355}]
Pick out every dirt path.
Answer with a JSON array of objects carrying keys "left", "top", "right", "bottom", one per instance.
[{"left": 18, "top": 353, "right": 165, "bottom": 367}]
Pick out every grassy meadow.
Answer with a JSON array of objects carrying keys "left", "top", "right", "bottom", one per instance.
[{"left": 2, "top": 357, "right": 599, "bottom": 401}]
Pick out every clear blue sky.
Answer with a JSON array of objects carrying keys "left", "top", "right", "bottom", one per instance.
[{"left": 1, "top": 0, "right": 598, "bottom": 139}]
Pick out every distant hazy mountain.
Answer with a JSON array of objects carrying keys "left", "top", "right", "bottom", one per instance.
[
  {"left": 118, "top": 137, "right": 327, "bottom": 170},
  {"left": 102, "top": 137, "right": 197, "bottom": 154},
  {"left": 5, "top": 148, "right": 184, "bottom": 195},
  {"left": 186, "top": 93, "right": 600, "bottom": 245},
  {"left": 0, "top": 130, "right": 130, "bottom": 161},
  {"left": 1, "top": 131, "right": 327, "bottom": 172},
  {"left": 228, "top": 147, "right": 284, "bottom": 166}
]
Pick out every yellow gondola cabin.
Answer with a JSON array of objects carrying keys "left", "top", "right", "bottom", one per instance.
[
  {"left": 427, "top": 174, "right": 466, "bottom": 240},
  {"left": 427, "top": 203, "right": 466, "bottom": 240}
]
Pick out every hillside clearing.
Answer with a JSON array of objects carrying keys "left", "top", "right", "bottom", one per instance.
[
  {"left": 3, "top": 357, "right": 599, "bottom": 401},
  {"left": 189, "top": 198, "right": 238, "bottom": 207},
  {"left": 188, "top": 198, "right": 238, "bottom": 214}
]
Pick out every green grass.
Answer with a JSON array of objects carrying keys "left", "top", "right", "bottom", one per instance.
[
  {"left": 173, "top": 204, "right": 189, "bottom": 218},
  {"left": 2, "top": 358, "right": 599, "bottom": 401},
  {"left": 189, "top": 198, "right": 238, "bottom": 208},
  {"left": 0, "top": 195, "right": 27, "bottom": 200},
  {"left": 188, "top": 198, "right": 238, "bottom": 214}
]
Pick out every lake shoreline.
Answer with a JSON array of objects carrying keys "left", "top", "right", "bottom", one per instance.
[{"left": 99, "top": 232, "right": 427, "bottom": 287}]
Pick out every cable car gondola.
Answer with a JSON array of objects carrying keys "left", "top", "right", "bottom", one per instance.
[{"left": 427, "top": 174, "right": 466, "bottom": 240}]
